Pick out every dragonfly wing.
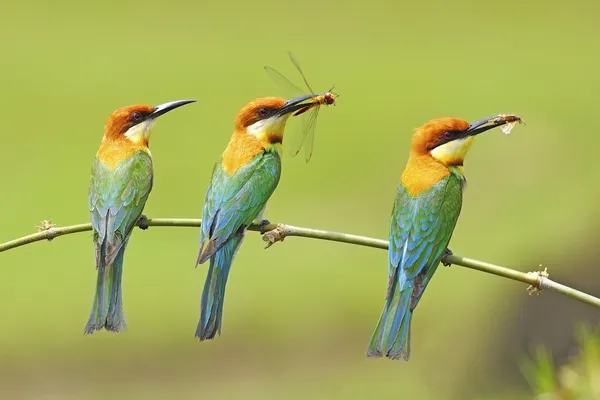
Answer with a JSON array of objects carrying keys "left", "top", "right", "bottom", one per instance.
[
  {"left": 288, "top": 51, "right": 315, "bottom": 94},
  {"left": 286, "top": 103, "right": 320, "bottom": 163},
  {"left": 302, "top": 105, "right": 319, "bottom": 162},
  {"left": 264, "top": 66, "right": 305, "bottom": 98}
]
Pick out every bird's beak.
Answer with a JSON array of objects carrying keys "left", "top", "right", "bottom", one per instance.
[
  {"left": 149, "top": 99, "right": 196, "bottom": 119},
  {"left": 275, "top": 94, "right": 315, "bottom": 117},
  {"left": 464, "top": 115, "right": 520, "bottom": 136}
]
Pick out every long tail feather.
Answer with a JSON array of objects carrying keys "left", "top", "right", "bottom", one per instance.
[
  {"left": 84, "top": 245, "right": 127, "bottom": 334},
  {"left": 196, "top": 233, "right": 243, "bottom": 340},
  {"left": 367, "top": 279, "right": 413, "bottom": 360}
]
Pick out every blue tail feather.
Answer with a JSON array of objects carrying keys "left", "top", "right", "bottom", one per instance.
[
  {"left": 85, "top": 245, "right": 127, "bottom": 334},
  {"left": 367, "top": 279, "right": 413, "bottom": 360},
  {"left": 196, "top": 233, "right": 243, "bottom": 340}
]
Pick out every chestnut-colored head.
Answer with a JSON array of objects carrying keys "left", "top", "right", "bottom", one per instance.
[
  {"left": 103, "top": 99, "right": 195, "bottom": 145},
  {"left": 411, "top": 116, "right": 514, "bottom": 166},
  {"left": 234, "top": 95, "right": 315, "bottom": 144}
]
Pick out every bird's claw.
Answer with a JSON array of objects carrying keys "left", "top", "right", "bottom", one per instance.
[
  {"left": 442, "top": 248, "right": 453, "bottom": 267},
  {"left": 259, "top": 219, "right": 271, "bottom": 234},
  {"left": 138, "top": 215, "right": 149, "bottom": 230}
]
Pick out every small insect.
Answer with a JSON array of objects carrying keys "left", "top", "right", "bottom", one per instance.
[
  {"left": 264, "top": 51, "right": 338, "bottom": 162},
  {"left": 490, "top": 114, "right": 524, "bottom": 135}
]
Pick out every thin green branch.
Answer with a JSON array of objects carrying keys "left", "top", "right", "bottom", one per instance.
[{"left": 1, "top": 217, "right": 599, "bottom": 309}]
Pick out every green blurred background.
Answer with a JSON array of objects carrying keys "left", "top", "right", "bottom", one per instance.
[{"left": 2, "top": 0, "right": 600, "bottom": 398}]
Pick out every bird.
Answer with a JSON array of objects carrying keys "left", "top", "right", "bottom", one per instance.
[
  {"left": 367, "top": 115, "right": 516, "bottom": 360},
  {"left": 195, "top": 95, "right": 318, "bottom": 340},
  {"left": 85, "top": 99, "right": 195, "bottom": 334}
]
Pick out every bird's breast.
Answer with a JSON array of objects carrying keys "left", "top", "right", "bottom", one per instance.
[
  {"left": 221, "top": 131, "right": 265, "bottom": 175},
  {"left": 97, "top": 138, "right": 149, "bottom": 170},
  {"left": 400, "top": 154, "right": 450, "bottom": 197}
]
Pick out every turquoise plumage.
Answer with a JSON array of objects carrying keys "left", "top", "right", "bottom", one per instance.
[
  {"left": 84, "top": 99, "right": 194, "bottom": 334},
  {"left": 196, "top": 151, "right": 281, "bottom": 340},
  {"left": 86, "top": 151, "right": 153, "bottom": 333},
  {"left": 194, "top": 94, "right": 331, "bottom": 340},
  {"left": 366, "top": 114, "right": 519, "bottom": 360},
  {"left": 368, "top": 168, "right": 465, "bottom": 360}
]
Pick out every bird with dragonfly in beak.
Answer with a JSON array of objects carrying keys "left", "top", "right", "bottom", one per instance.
[{"left": 195, "top": 53, "right": 338, "bottom": 340}]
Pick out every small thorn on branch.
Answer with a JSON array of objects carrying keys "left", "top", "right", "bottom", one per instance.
[
  {"left": 262, "top": 224, "right": 287, "bottom": 249},
  {"left": 526, "top": 265, "right": 549, "bottom": 296}
]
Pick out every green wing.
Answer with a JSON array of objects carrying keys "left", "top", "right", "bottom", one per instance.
[
  {"left": 88, "top": 150, "right": 153, "bottom": 267},
  {"left": 389, "top": 172, "right": 464, "bottom": 307},
  {"left": 198, "top": 151, "right": 281, "bottom": 262}
]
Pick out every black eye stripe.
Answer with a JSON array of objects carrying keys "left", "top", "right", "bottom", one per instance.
[
  {"left": 257, "top": 107, "right": 273, "bottom": 118},
  {"left": 243, "top": 107, "right": 275, "bottom": 127},
  {"left": 441, "top": 130, "right": 464, "bottom": 142},
  {"left": 130, "top": 111, "right": 149, "bottom": 123},
  {"left": 427, "top": 130, "right": 465, "bottom": 151}
]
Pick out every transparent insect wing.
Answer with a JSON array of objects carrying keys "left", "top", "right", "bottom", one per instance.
[
  {"left": 288, "top": 51, "right": 315, "bottom": 94},
  {"left": 501, "top": 121, "right": 517, "bottom": 135},
  {"left": 287, "top": 103, "right": 320, "bottom": 163},
  {"left": 265, "top": 53, "right": 327, "bottom": 163},
  {"left": 302, "top": 105, "right": 319, "bottom": 162},
  {"left": 264, "top": 66, "right": 306, "bottom": 98}
]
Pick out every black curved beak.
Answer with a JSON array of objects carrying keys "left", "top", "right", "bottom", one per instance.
[
  {"left": 150, "top": 99, "right": 196, "bottom": 119},
  {"left": 465, "top": 114, "right": 521, "bottom": 136},
  {"left": 275, "top": 94, "right": 314, "bottom": 117}
]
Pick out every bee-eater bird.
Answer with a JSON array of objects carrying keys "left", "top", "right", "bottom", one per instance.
[
  {"left": 367, "top": 115, "right": 519, "bottom": 360},
  {"left": 86, "top": 99, "right": 195, "bottom": 334},
  {"left": 195, "top": 95, "right": 318, "bottom": 340}
]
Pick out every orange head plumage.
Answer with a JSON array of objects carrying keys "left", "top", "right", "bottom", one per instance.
[
  {"left": 234, "top": 97, "right": 287, "bottom": 140},
  {"left": 97, "top": 99, "right": 195, "bottom": 168},
  {"left": 410, "top": 117, "right": 471, "bottom": 166},
  {"left": 102, "top": 99, "right": 196, "bottom": 145},
  {"left": 402, "top": 115, "right": 518, "bottom": 196},
  {"left": 222, "top": 95, "right": 314, "bottom": 174},
  {"left": 103, "top": 104, "right": 156, "bottom": 142}
]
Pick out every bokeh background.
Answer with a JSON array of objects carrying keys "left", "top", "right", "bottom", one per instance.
[{"left": 2, "top": 0, "right": 600, "bottom": 398}]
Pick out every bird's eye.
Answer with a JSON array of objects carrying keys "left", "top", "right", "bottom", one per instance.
[
  {"left": 131, "top": 112, "right": 142, "bottom": 121},
  {"left": 257, "top": 108, "right": 268, "bottom": 118},
  {"left": 443, "top": 131, "right": 452, "bottom": 140}
]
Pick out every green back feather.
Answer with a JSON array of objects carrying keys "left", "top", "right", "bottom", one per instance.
[{"left": 88, "top": 150, "right": 153, "bottom": 266}]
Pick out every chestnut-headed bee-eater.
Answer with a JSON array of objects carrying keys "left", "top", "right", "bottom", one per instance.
[
  {"left": 195, "top": 95, "right": 320, "bottom": 340},
  {"left": 86, "top": 99, "right": 195, "bottom": 334},
  {"left": 367, "top": 115, "right": 518, "bottom": 360}
]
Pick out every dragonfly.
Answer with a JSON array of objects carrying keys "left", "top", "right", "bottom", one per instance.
[{"left": 264, "top": 51, "right": 337, "bottom": 163}]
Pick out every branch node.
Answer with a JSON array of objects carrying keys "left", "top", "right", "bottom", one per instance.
[
  {"left": 36, "top": 219, "right": 54, "bottom": 232},
  {"left": 36, "top": 219, "right": 57, "bottom": 241},
  {"left": 262, "top": 224, "right": 287, "bottom": 249},
  {"left": 526, "top": 265, "right": 550, "bottom": 296}
]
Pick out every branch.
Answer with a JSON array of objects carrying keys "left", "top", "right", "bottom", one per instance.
[{"left": 2, "top": 217, "right": 599, "bottom": 309}]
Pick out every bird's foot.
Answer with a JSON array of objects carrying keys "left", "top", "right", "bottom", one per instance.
[
  {"left": 138, "top": 215, "right": 149, "bottom": 230},
  {"left": 259, "top": 219, "right": 271, "bottom": 234},
  {"left": 442, "top": 248, "right": 453, "bottom": 267}
]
